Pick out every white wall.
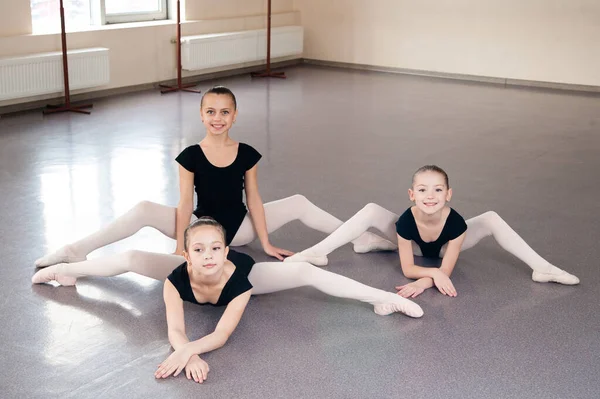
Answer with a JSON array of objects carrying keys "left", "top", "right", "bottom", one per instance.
[
  {"left": 187, "top": 0, "right": 294, "bottom": 19},
  {"left": 294, "top": 0, "right": 600, "bottom": 86},
  {"left": 0, "top": 1, "right": 32, "bottom": 36},
  {"left": 0, "top": 0, "right": 298, "bottom": 107}
]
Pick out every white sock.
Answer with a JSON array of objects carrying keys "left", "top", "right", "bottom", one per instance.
[
  {"left": 31, "top": 264, "right": 77, "bottom": 286},
  {"left": 352, "top": 232, "right": 398, "bottom": 254}
]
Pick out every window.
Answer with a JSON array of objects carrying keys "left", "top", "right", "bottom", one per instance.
[
  {"left": 31, "top": 0, "right": 92, "bottom": 33},
  {"left": 104, "top": 0, "right": 167, "bottom": 24},
  {"left": 30, "top": 0, "right": 168, "bottom": 33}
]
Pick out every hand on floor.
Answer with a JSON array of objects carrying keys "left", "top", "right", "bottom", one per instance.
[
  {"left": 432, "top": 270, "right": 457, "bottom": 297},
  {"left": 185, "top": 355, "right": 210, "bottom": 383},
  {"left": 155, "top": 347, "right": 193, "bottom": 379},
  {"left": 396, "top": 282, "right": 426, "bottom": 298},
  {"left": 263, "top": 243, "right": 294, "bottom": 261}
]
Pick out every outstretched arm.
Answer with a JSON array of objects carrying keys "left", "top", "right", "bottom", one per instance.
[
  {"left": 184, "top": 290, "right": 251, "bottom": 355},
  {"left": 156, "top": 284, "right": 251, "bottom": 380},
  {"left": 244, "top": 165, "right": 293, "bottom": 260},
  {"left": 438, "top": 233, "right": 465, "bottom": 279},
  {"left": 162, "top": 279, "right": 190, "bottom": 350}
]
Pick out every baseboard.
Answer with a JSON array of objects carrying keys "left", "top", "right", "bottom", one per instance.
[
  {"left": 302, "top": 58, "right": 600, "bottom": 94},
  {"left": 0, "top": 58, "right": 302, "bottom": 116}
]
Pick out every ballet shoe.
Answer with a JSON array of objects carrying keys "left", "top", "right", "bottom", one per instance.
[
  {"left": 32, "top": 265, "right": 77, "bottom": 286},
  {"left": 374, "top": 294, "right": 424, "bottom": 318},
  {"left": 284, "top": 252, "right": 329, "bottom": 267},
  {"left": 34, "top": 245, "right": 86, "bottom": 268},
  {"left": 353, "top": 232, "right": 397, "bottom": 254},
  {"left": 532, "top": 270, "right": 580, "bottom": 285}
]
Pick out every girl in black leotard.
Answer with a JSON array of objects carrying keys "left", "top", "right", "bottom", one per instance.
[
  {"left": 286, "top": 165, "right": 580, "bottom": 298},
  {"left": 155, "top": 217, "right": 424, "bottom": 383},
  {"left": 33, "top": 87, "right": 394, "bottom": 273},
  {"left": 32, "top": 216, "right": 423, "bottom": 383}
]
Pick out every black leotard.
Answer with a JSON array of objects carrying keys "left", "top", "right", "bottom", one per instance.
[
  {"left": 167, "top": 249, "right": 255, "bottom": 307},
  {"left": 395, "top": 207, "right": 467, "bottom": 258},
  {"left": 175, "top": 143, "right": 262, "bottom": 244}
]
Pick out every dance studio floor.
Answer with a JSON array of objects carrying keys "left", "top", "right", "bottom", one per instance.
[{"left": 1, "top": 65, "right": 599, "bottom": 398}]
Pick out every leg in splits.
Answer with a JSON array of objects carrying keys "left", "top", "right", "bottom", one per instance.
[
  {"left": 231, "top": 195, "right": 395, "bottom": 251},
  {"left": 286, "top": 205, "right": 579, "bottom": 285},
  {"left": 32, "top": 250, "right": 185, "bottom": 286},
  {"left": 449, "top": 211, "right": 579, "bottom": 285},
  {"left": 35, "top": 201, "right": 178, "bottom": 267},
  {"left": 35, "top": 196, "right": 394, "bottom": 268},
  {"left": 285, "top": 203, "right": 399, "bottom": 266},
  {"left": 32, "top": 253, "right": 423, "bottom": 318},
  {"left": 248, "top": 261, "right": 423, "bottom": 317}
]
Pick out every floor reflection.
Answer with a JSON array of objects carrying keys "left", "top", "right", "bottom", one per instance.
[
  {"left": 41, "top": 299, "right": 116, "bottom": 367},
  {"left": 39, "top": 144, "right": 174, "bottom": 257},
  {"left": 40, "top": 163, "right": 101, "bottom": 251},
  {"left": 109, "top": 145, "right": 167, "bottom": 216},
  {"left": 37, "top": 142, "right": 175, "bottom": 360}
]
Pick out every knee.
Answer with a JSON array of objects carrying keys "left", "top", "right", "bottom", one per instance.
[
  {"left": 470, "top": 211, "right": 505, "bottom": 237},
  {"left": 288, "top": 194, "right": 309, "bottom": 207},
  {"left": 122, "top": 250, "right": 146, "bottom": 268},
  {"left": 284, "top": 194, "right": 312, "bottom": 215},
  {"left": 481, "top": 211, "right": 501, "bottom": 224},
  {"left": 361, "top": 202, "right": 384, "bottom": 218},
  {"left": 133, "top": 200, "right": 155, "bottom": 215}
]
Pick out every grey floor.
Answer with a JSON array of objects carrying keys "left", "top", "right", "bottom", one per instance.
[{"left": 1, "top": 65, "right": 599, "bottom": 399}]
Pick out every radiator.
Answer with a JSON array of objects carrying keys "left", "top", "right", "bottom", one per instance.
[
  {"left": 181, "top": 26, "right": 303, "bottom": 71},
  {"left": 0, "top": 47, "right": 110, "bottom": 101}
]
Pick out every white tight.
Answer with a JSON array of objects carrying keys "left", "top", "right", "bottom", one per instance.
[
  {"left": 39, "top": 251, "right": 422, "bottom": 317},
  {"left": 230, "top": 194, "right": 371, "bottom": 247},
  {"left": 36, "top": 195, "right": 388, "bottom": 266},
  {"left": 297, "top": 203, "right": 556, "bottom": 273}
]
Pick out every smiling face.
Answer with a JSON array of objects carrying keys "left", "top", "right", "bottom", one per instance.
[
  {"left": 183, "top": 225, "right": 229, "bottom": 278},
  {"left": 200, "top": 93, "right": 237, "bottom": 136},
  {"left": 409, "top": 170, "right": 453, "bottom": 215}
]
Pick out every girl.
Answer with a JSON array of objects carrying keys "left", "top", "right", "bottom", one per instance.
[
  {"left": 34, "top": 86, "right": 394, "bottom": 266},
  {"left": 33, "top": 217, "right": 424, "bottom": 383},
  {"left": 285, "top": 165, "right": 580, "bottom": 298}
]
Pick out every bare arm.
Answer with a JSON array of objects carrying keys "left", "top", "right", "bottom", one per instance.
[
  {"left": 244, "top": 165, "right": 269, "bottom": 247},
  {"left": 397, "top": 235, "right": 439, "bottom": 280},
  {"left": 163, "top": 280, "right": 251, "bottom": 355},
  {"left": 439, "top": 232, "right": 466, "bottom": 277},
  {"left": 185, "top": 290, "right": 251, "bottom": 356},
  {"left": 163, "top": 279, "right": 190, "bottom": 350},
  {"left": 156, "top": 284, "right": 252, "bottom": 379},
  {"left": 431, "top": 233, "right": 466, "bottom": 296},
  {"left": 175, "top": 165, "right": 195, "bottom": 255},
  {"left": 396, "top": 233, "right": 465, "bottom": 297}
]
